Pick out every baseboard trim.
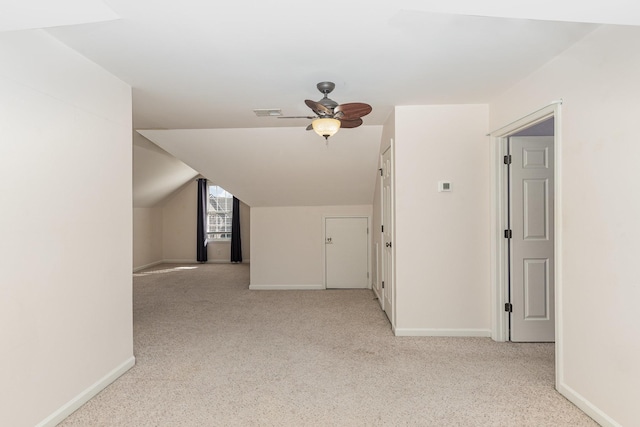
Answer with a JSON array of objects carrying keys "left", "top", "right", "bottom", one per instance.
[
  {"left": 372, "top": 286, "right": 382, "bottom": 301},
  {"left": 249, "top": 284, "right": 325, "bottom": 290},
  {"left": 160, "top": 259, "right": 249, "bottom": 265},
  {"left": 36, "top": 356, "right": 135, "bottom": 427},
  {"left": 394, "top": 328, "right": 491, "bottom": 337},
  {"left": 162, "top": 259, "right": 197, "bottom": 264},
  {"left": 132, "top": 260, "right": 163, "bottom": 272},
  {"left": 557, "top": 382, "right": 621, "bottom": 427}
]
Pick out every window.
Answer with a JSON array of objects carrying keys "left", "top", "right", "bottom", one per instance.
[{"left": 207, "top": 185, "right": 233, "bottom": 240}]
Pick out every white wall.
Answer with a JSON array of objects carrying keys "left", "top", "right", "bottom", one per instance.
[
  {"left": 392, "top": 105, "right": 491, "bottom": 336},
  {"left": 0, "top": 30, "right": 133, "bottom": 426},
  {"left": 162, "top": 180, "right": 251, "bottom": 263},
  {"left": 250, "top": 205, "right": 373, "bottom": 289},
  {"left": 133, "top": 207, "right": 163, "bottom": 270},
  {"left": 162, "top": 180, "right": 198, "bottom": 261},
  {"left": 490, "top": 25, "right": 640, "bottom": 427}
]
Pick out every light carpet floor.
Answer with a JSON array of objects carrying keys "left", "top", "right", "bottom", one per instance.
[{"left": 60, "top": 263, "right": 597, "bottom": 426}]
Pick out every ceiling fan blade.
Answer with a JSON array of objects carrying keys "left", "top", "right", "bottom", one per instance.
[
  {"left": 339, "top": 118, "right": 363, "bottom": 128},
  {"left": 306, "top": 124, "right": 313, "bottom": 131},
  {"left": 335, "top": 103, "right": 372, "bottom": 120},
  {"left": 305, "top": 99, "right": 331, "bottom": 116}
]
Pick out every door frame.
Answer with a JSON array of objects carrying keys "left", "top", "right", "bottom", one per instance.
[
  {"left": 322, "top": 215, "right": 371, "bottom": 290},
  {"left": 490, "top": 102, "right": 563, "bottom": 348},
  {"left": 380, "top": 144, "right": 395, "bottom": 329}
]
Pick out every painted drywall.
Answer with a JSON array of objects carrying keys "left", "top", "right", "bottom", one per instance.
[
  {"left": 0, "top": 30, "right": 133, "bottom": 426},
  {"left": 132, "top": 132, "right": 198, "bottom": 208},
  {"left": 392, "top": 105, "right": 491, "bottom": 335},
  {"left": 133, "top": 207, "right": 163, "bottom": 270},
  {"left": 250, "top": 205, "right": 373, "bottom": 289},
  {"left": 490, "top": 25, "right": 640, "bottom": 426},
  {"left": 162, "top": 180, "right": 251, "bottom": 263}
]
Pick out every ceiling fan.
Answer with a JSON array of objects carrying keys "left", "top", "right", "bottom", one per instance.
[{"left": 279, "top": 82, "right": 372, "bottom": 141}]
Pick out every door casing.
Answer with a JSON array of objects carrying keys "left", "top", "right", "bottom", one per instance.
[
  {"left": 489, "top": 102, "right": 562, "bottom": 358},
  {"left": 381, "top": 145, "right": 395, "bottom": 328}
]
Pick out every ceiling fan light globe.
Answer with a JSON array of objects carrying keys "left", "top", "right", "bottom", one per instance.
[{"left": 312, "top": 118, "right": 341, "bottom": 139}]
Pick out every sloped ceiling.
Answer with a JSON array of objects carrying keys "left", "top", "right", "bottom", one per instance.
[
  {"left": 139, "top": 126, "right": 383, "bottom": 207},
  {"left": 133, "top": 133, "right": 198, "bottom": 208},
  {"left": 16, "top": 0, "right": 639, "bottom": 208},
  {"left": 0, "top": 0, "right": 119, "bottom": 32}
]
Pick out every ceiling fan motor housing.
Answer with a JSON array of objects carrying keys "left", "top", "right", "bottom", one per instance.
[{"left": 316, "top": 81, "right": 338, "bottom": 113}]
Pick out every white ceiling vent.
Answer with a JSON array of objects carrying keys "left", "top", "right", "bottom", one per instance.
[{"left": 253, "top": 109, "right": 282, "bottom": 117}]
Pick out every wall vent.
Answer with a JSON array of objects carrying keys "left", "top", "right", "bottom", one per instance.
[{"left": 253, "top": 109, "right": 282, "bottom": 117}]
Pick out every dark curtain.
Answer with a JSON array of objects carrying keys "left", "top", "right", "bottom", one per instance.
[
  {"left": 230, "top": 196, "right": 242, "bottom": 263},
  {"left": 196, "top": 178, "right": 208, "bottom": 262}
]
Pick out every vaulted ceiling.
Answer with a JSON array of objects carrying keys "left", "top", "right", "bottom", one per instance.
[{"left": 7, "top": 1, "right": 640, "bottom": 207}]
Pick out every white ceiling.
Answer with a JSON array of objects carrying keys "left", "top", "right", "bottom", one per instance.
[
  {"left": 10, "top": 1, "right": 640, "bottom": 207},
  {"left": 46, "top": 2, "right": 600, "bottom": 130},
  {"left": 0, "top": 0, "right": 119, "bottom": 32}
]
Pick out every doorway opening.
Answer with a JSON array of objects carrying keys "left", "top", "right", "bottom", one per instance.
[
  {"left": 490, "top": 103, "right": 561, "bottom": 344},
  {"left": 324, "top": 216, "right": 370, "bottom": 289}
]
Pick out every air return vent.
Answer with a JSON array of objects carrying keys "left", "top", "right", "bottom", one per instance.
[{"left": 253, "top": 109, "right": 282, "bottom": 117}]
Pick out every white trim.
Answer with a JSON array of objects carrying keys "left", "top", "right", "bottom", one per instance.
[
  {"left": 249, "top": 284, "right": 324, "bottom": 290},
  {"left": 552, "top": 108, "right": 564, "bottom": 390},
  {"left": 372, "top": 278, "right": 382, "bottom": 302},
  {"left": 557, "top": 383, "right": 622, "bottom": 427},
  {"left": 161, "top": 259, "right": 249, "bottom": 264},
  {"left": 487, "top": 100, "right": 563, "bottom": 136},
  {"left": 162, "top": 258, "right": 197, "bottom": 264},
  {"left": 134, "top": 260, "right": 250, "bottom": 272},
  {"left": 132, "top": 260, "right": 162, "bottom": 272},
  {"left": 36, "top": 356, "right": 135, "bottom": 427},
  {"left": 489, "top": 102, "right": 560, "bottom": 344},
  {"left": 394, "top": 328, "right": 491, "bottom": 337}
]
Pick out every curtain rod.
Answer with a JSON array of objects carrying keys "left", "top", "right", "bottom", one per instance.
[{"left": 486, "top": 99, "right": 562, "bottom": 136}]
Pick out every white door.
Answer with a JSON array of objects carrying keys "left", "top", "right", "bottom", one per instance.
[
  {"left": 509, "top": 136, "right": 555, "bottom": 342},
  {"left": 381, "top": 147, "right": 394, "bottom": 324},
  {"left": 325, "top": 217, "right": 368, "bottom": 289}
]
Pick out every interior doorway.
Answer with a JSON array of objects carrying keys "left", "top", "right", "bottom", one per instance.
[
  {"left": 325, "top": 216, "right": 369, "bottom": 289},
  {"left": 507, "top": 132, "right": 555, "bottom": 341},
  {"left": 490, "top": 104, "right": 560, "bottom": 343},
  {"left": 381, "top": 146, "right": 394, "bottom": 326}
]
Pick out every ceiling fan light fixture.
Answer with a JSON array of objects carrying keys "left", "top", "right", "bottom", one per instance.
[{"left": 312, "top": 118, "right": 341, "bottom": 140}]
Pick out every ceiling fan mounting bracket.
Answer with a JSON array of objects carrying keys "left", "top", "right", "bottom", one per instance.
[{"left": 316, "top": 81, "right": 335, "bottom": 95}]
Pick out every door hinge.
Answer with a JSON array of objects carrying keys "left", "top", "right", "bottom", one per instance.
[
  {"left": 382, "top": 281, "right": 385, "bottom": 289},
  {"left": 379, "top": 168, "right": 383, "bottom": 176},
  {"left": 504, "top": 229, "right": 512, "bottom": 239},
  {"left": 367, "top": 227, "right": 369, "bottom": 234},
  {"left": 505, "top": 303, "right": 513, "bottom": 313},
  {"left": 381, "top": 225, "right": 384, "bottom": 233},
  {"left": 504, "top": 154, "right": 512, "bottom": 165}
]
